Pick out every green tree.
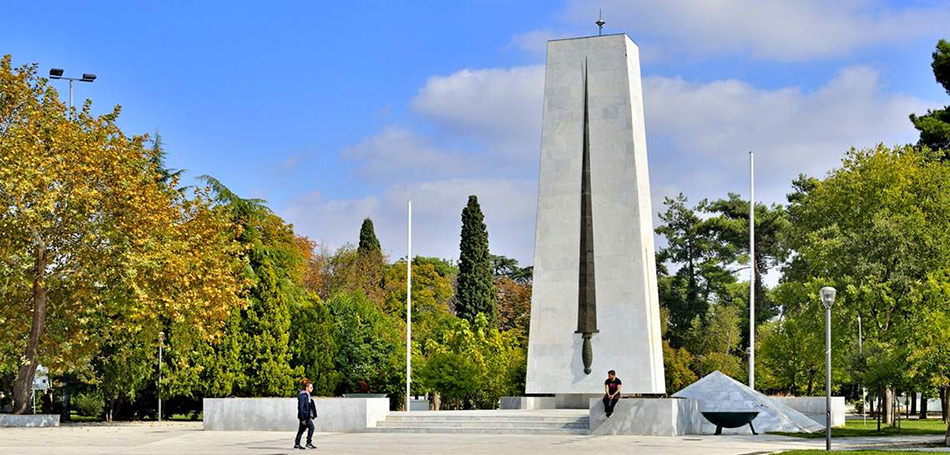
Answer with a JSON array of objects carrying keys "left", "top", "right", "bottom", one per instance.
[
  {"left": 0, "top": 56, "right": 242, "bottom": 413},
  {"left": 201, "top": 176, "right": 302, "bottom": 397},
  {"left": 705, "top": 194, "right": 790, "bottom": 325},
  {"left": 327, "top": 292, "right": 404, "bottom": 405},
  {"left": 420, "top": 314, "right": 525, "bottom": 409},
  {"left": 289, "top": 294, "right": 340, "bottom": 396},
  {"left": 663, "top": 341, "right": 697, "bottom": 393},
  {"left": 783, "top": 144, "right": 950, "bottom": 425},
  {"left": 358, "top": 218, "right": 381, "bottom": 257},
  {"left": 910, "top": 39, "right": 950, "bottom": 152},
  {"left": 655, "top": 194, "right": 738, "bottom": 347},
  {"left": 418, "top": 352, "right": 479, "bottom": 409},
  {"left": 456, "top": 196, "right": 496, "bottom": 323}
]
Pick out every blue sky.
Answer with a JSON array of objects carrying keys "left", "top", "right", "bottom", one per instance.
[{"left": 3, "top": 0, "right": 948, "bottom": 265}]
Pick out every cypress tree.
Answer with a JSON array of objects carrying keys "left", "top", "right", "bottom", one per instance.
[
  {"left": 456, "top": 195, "right": 496, "bottom": 323},
  {"left": 358, "top": 218, "right": 381, "bottom": 257}
]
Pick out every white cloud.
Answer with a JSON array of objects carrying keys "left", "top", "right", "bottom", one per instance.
[
  {"left": 341, "top": 125, "right": 479, "bottom": 183},
  {"left": 506, "top": 30, "right": 565, "bottom": 54},
  {"left": 282, "top": 179, "right": 538, "bottom": 264},
  {"left": 292, "top": 58, "right": 936, "bottom": 265},
  {"left": 411, "top": 65, "right": 545, "bottom": 161},
  {"left": 282, "top": 191, "right": 379, "bottom": 250},
  {"left": 539, "top": 0, "right": 950, "bottom": 61},
  {"left": 643, "top": 66, "right": 932, "bottom": 203}
]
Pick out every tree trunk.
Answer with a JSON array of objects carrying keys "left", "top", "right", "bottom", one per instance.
[
  {"left": 942, "top": 387, "right": 949, "bottom": 423},
  {"left": 11, "top": 241, "right": 48, "bottom": 414},
  {"left": 877, "top": 392, "right": 882, "bottom": 431},
  {"left": 911, "top": 391, "right": 917, "bottom": 416},
  {"left": 921, "top": 393, "right": 929, "bottom": 420},
  {"left": 884, "top": 387, "right": 896, "bottom": 425}
]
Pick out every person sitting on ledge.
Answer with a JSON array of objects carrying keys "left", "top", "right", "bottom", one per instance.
[{"left": 603, "top": 370, "right": 622, "bottom": 418}]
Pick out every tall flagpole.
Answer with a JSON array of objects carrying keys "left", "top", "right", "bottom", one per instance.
[
  {"left": 406, "top": 200, "right": 412, "bottom": 411},
  {"left": 749, "top": 151, "right": 755, "bottom": 389}
]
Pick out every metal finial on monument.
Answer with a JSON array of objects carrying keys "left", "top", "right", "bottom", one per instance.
[{"left": 596, "top": 9, "right": 605, "bottom": 35}]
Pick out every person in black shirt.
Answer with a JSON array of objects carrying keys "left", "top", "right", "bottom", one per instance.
[{"left": 603, "top": 370, "right": 622, "bottom": 417}]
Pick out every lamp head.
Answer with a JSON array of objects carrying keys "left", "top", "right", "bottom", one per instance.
[
  {"left": 81, "top": 73, "right": 97, "bottom": 82},
  {"left": 49, "top": 68, "right": 64, "bottom": 78},
  {"left": 820, "top": 286, "right": 836, "bottom": 310}
]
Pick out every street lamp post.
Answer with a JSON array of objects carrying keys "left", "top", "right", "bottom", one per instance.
[
  {"left": 858, "top": 314, "right": 866, "bottom": 426},
  {"left": 48, "top": 68, "right": 97, "bottom": 112},
  {"left": 158, "top": 331, "right": 164, "bottom": 422},
  {"left": 820, "top": 287, "right": 836, "bottom": 452}
]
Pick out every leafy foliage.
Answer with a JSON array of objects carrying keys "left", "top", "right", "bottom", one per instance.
[{"left": 910, "top": 39, "right": 950, "bottom": 152}]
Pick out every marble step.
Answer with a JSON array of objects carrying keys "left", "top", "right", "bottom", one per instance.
[
  {"left": 369, "top": 428, "right": 590, "bottom": 435},
  {"left": 384, "top": 415, "right": 589, "bottom": 423},
  {"left": 376, "top": 420, "right": 588, "bottom": 429}
]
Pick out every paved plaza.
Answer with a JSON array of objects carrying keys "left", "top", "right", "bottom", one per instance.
[{"left": 0, "top": 422, "right": 947, "bottom": 455}]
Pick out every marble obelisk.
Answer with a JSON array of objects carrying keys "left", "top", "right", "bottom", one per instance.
[{"left": 526, "top": 34, "right": 665, "bottom": 398}]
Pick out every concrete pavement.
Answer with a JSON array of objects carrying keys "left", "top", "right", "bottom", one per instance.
[{"left": 0, "top": 422, "right": 946, "bottom": 455}]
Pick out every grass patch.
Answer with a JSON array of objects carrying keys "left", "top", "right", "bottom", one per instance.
[
  {"left": 772, "top": 418, "right": 947, "bottom": 438},
  {"left": 778, "top": 451, "right": 945, "bottom": 454},
  {"left": 168, "top": 412, "right": 201, "bottom": 421}
]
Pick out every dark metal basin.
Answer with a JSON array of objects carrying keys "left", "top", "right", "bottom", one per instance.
[{"left": 701, "top": 411, "right": 760, "bottom": 435}]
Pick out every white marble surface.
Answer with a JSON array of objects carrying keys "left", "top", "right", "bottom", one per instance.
[
  {"left": 499, "top": 396, "right": 557, "bottom": 410},
  {"left": 588, "top": 398, "right": 699, "bottom": 436},
  {"left": 526, "top": 33, "right": 665, "bottom": 395},
  {"left": 203, "top": 397, "right": 389, "bottom": 432},
  {"left": 771, "top": 396, "right": 846, "bottom": 427},
  {"left": 0, "top": 414, "right": 60, "bottom": 427},
  {"left": 673, "top": 372, "right": 824, "bottom": 434}
]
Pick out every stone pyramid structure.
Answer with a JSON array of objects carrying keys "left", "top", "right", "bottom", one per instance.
[{"left": 672, "top": 371, "right": 824, "bottom": 434}]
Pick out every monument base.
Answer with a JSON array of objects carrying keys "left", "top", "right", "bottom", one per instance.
[
  {"left": 556, "top": 394, "right": 601, "bottom": 409},
  {"left": 589, "top": 397, "right": 699, "bottom": 436},
  {"left": 499, "top": 396, "right": 556, "bottom": 410},
  {"left": 500, "top": 394, "right": 600, "bottom": 410}
]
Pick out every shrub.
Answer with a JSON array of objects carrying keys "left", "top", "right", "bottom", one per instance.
[{"left": 73, "top": 391, "right": 104, "bottom": 418}]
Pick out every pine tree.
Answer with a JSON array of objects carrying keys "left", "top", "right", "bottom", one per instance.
[
  {"left": 456, "top": 195, "right": 496, "bottom": 323},
  {"left": 358, "top": 218, "right": 381, "bottom": 257},
  {"left": 910, "top": 39, "right": 950, "bottom": 153}
]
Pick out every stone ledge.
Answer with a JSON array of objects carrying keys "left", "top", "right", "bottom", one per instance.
[
  {"left": 0, "top": 414, "right": 60, "bottom": 427},
  {"left": 203, "top": 397, "right": 389, "bottom": 432},
  {"left": 589, "top": 397, "right": 699, "bottom": 436}
]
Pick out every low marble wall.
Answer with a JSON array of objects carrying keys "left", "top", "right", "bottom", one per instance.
[
  {"left": 203, "top": 397, "right": 389, "bottom": 432},
  {"left": 772, "top": 397, "right": 846, "bottom": 427},
  {"left": 499, "top": 396, "right": 557, "bottom": 410},
  {"left": 589, "top": 397, "right": 700, "bottom": 436},
  {"left": 0, "top": 414, "right": 60, "bottom": 427}
]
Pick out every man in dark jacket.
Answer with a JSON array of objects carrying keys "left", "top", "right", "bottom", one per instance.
[{"left": 294, "top": 380, "right": 317, "bottom": 450}]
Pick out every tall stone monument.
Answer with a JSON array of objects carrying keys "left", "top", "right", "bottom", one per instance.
[{"left": 526, "top": 34, "right": 665, "bottom": 399}]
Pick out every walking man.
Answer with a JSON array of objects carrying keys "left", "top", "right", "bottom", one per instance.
[
  {"left": 294, "top": 380, "right": 317, "bottom": 450},
  {"left": 603, "top": 370, "right": 622, "bottom": 417}
]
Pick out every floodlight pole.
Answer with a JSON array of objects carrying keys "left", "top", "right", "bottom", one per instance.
[
  {"left": 406, "top": 200, "right": 412, "bottom": 412},
  {"left": 48, "top": 69, "right": 96, "bottom": 113},
  {"left": 749, "top": 151, "right": 755, "bottom": 389}
]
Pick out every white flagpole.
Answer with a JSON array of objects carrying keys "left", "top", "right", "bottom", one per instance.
[
  {"left": 406, "top": 200, "right": 412, "bottom": 411},
  {"left": 749, "top": 151, "right": 755, "bottom": 389}
]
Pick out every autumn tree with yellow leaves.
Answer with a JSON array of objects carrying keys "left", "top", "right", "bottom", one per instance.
[{"left": 0, "top": 55, "right": 243, "bottom": 414}]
